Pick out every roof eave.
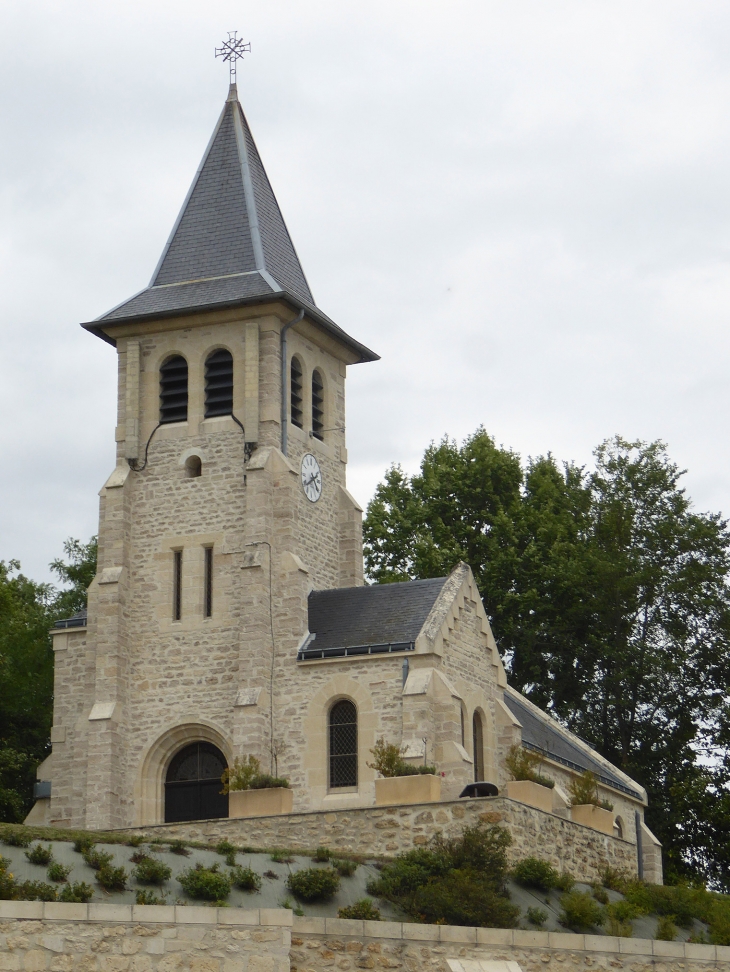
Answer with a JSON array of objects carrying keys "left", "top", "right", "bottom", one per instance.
[{"left": 81, "top": 291, "right": 380, "bottom": 363}]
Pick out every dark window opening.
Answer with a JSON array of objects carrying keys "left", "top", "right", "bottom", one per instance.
[
  {"left": 164, "top": 741, "right": 228, "bottom": 823},
  {"left": 329, "top": 699, "right": 357, "bottom": 788},
  {"left": 472, "top": 711, "right": 485, "bottom": 783},
  {"left": 205, "top": 349, "right": 233, "bottom": 418},
  {"left": 173, "top": 549, "right": 183, "bottom": 621},
  {"left": 160, "top": 355, "right": 188, "bottom": 424},
  {"left": 204, "top": 547, "right": 213, "bottom": 619},
  {"left": 312, "top": 370, "right": 324, "bottom": 440},
  {"left": 460, "top": 707, "right": 466, "bottom": 748},
  {"left": 290, "top": 357, "right": 303, "bottom": 429},
  {"left": 185, "top": 455, "right": 202, "bottom": 478}
]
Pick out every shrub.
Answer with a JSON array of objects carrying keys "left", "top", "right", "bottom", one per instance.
[
  {"left": 270, "top": 849, "right": 294, "bottom": 863},
  {"left": 0, "top": 857, "right": 16, "bottom": 899},
  {"left": 83, "top": 848, "right": 114, "bottom": 871},
  {"left": 59, "top": 882, "right": 94, "bottom": 903},
  {"left": 601, "top": 866, "right": 629, "bottom": 892},
  {"left": 221, "top": 755, "right": 289, "bottom": 792},
  {"left": 136, "top": 889, "right": 166, "bottom": 905},
  {"left": 512, "top": 858, "right": 559, "bottom": 891},
  {"left": 2, "top": 829, "right": 32, "bottom": 847},
  {"left": 230, "top": 866, "right": 262, "bottom": 892},
  {"left": 656, "top": 915, "right": 678, "bottom": 941},
  {"left": 133, "top": 857, "right": 172, "bottom": 886},
  {"left": 505, "top": 745, "right": 554, "bottom": 788},
  {"left": 606, "top": 917, "right": 633, "bottom": 938},
  {"left": 73, "top": 837, "right": 95, "bottom": 854},
  {"left": 168, "top": 841, "right": 190, "bottom": 856},
  {"left": 559, "top": 891, "right": 605, "bottom": 930},
  {"left": 16, "top": 880, "right": 58, "bottom": 901},
  {"left": 554, "top": 872, "right": 576, "bottom": 893},
  {"left": 367, "top": 823, "right": 518, "bottom": 928},
  {"left": 47, "top": 862, "right": 72, "bottom": 883},
  {"left": 527, "top": 906, "right": 548, "bottom": 928},
  {"left": 178, "top": 863, "right": 232, "bottom": 901},
  {"left": 607, "top": 899, "right": 638, "bottom": 922},
  {"left": 263, "top": 870, "right": 278, "bottom": 879},
  {"left": 568, "top": 770, "right": 611, "bottom": 808},
  {"left": 130, "top": 850, "right": 149, "bottom": 864},
  {"left": 313, "top": 846, "right": 330, "bottom": 862},
  {"left": 367, "top": 738, "right": 436, "bottom": 778},
  {"left": 25, "top": 843, "right": 54, "bottom": 866},
  {"left": 591, "top": 884, "right": 609, "bottom": 904},
  {"left": 216, "top": 840, "right": 237, "bottom": 857},
  {"left": 287, "top": 867, "right": 341, "bottom": 901},
  {"left": 333, "top": 858, "right": 358, "bottom": 877},
  {"left": 127, "top": 835, "right": 145, "bottom": 847},
  {"left": 97, "top": 864, "right": 127, "bottom": 891},
  {"left": 338, "top": 899, "right": 381, "bottom": 920}
]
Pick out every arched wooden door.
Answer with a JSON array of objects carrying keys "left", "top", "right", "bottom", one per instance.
[{"left": 164, "top": 742, "right": 228, "bottom": 822}]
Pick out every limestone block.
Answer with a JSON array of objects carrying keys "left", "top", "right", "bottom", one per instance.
[
  {"left": 505, "top": 780, "right": 554, "bottom": 813},
  {"left": 229, "top": 788, "right": 294, "bottom": 818},
  {"left": 375, "top": 775, "right": 441, "bottom": 806},
  {"left": 570, "top": 804, "right": 614, "bottom": 835}
]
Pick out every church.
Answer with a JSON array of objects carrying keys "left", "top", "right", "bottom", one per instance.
[{"left": 29, "top": 72, "right": 660, "bottom": 882}]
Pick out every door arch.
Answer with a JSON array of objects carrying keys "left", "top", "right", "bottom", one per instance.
[{"left": 164, "top": 741, "right": 228, "bottom": 822}]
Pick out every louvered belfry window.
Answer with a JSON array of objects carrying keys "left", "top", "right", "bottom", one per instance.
[
  {"left": 329, "top": 699, "right": 358, "bottom": 788},
  {"left": 160, "top": 355, "right": 189, "bottom": 424},
  {"left": 312, "top": 370, "right": 324, "bottom": 440},
  {"left": 290, "top": 357, "right": 303, "bottom": 428},
  {"left": 205, "top": 349, "right": 233, "bottom": 417}
]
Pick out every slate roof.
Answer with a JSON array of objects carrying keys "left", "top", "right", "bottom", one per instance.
[
  {"left": 83, "top": 85, "right": 378, "bottom": 363},
  {"left": 503, "top": 690, "right": 642, "bottom": 799},
  {"left": 303, "top": 577, "right": 449, "bottom": 659}
]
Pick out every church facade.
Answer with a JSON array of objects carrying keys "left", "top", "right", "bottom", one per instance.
[{"left": 33, "top": 80, "right": 658, "bottom": 880}]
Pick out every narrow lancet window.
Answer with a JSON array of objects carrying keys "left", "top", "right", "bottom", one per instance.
[
  {"left": 205, "top": 349, "right": 233, "bottom": 417},
  {"left": 204, "top": 547, "right": 213, "bottom": 619},
  {"left": 160, "top": 355, "right": 188, "bottom": 424},
  {"left": 291, "top": 357, "right": 303, "bottom": 428},
  {"left": 173, "top": 549, "right": 183, "bottom": 621},
  {"left": 472, "top": 711, "right": 485, "bottom": 782},
  {"left": 312, "top": 370, "right": 324, "bottom": 440},
  {"left": 329, "top": 699, "right": 358, "bottom": 788}
]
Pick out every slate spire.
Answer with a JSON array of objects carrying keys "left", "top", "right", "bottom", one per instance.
[{"left": 87, "top": 85, "right": 377, "bottom": 363}]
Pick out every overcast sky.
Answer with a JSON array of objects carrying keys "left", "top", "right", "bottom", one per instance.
[{"left": 2, "top": 1, "right": 730, "bottom": 585}]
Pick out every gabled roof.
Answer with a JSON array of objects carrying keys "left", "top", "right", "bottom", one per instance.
[
  {"left": 503, "top": 689, "right": 643, "bottom": 800},
  {"left": 83, "top": 84, "right": 378, "bottom": 363},
  {"left": 302, "top": 577, "right": 450, "bottom": 659}
]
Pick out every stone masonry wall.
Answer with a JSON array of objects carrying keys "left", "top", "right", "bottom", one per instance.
[
  {"left": 120, "top": 795, "right": 638, "bottom": 884},
  {"left": 0, "top": 904, "right": 727, "bottom": 972},
  {"left": 290, "top": 916, "right": 730, "bottom": 972}
]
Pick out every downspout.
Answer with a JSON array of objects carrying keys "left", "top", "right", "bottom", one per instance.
[{"left": 280, "top": 309, "right": 304, "bottom": 456}]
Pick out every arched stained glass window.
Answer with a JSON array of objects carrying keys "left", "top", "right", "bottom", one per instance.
[
  {"left": 205, "top": 349, "right": 233, "bottom": 417},
  {"left": 160, "top": 355, "right": 188, "bottom": 424},
  {"left": 329, "top": 700, "right": 357, "bottom": 788}
]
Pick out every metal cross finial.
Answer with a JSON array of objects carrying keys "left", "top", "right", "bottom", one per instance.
[{"left": 215, "top": 31, "right": 251, "bottom": 84}]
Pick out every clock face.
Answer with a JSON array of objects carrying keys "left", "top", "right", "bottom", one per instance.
[{"left": 301, "top": 453, "right": 322, "bottom": 503}]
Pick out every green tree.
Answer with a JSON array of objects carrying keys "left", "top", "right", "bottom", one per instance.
[
  {"left": 363, "top": 432, "right": 730, "bottom": 888},
  {"left": 0, "top": 538, "right": 97, "bottom": 822}
]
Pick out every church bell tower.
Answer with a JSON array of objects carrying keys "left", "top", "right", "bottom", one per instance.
[{"left": 46, "top": 66, "right": 378, "bottom": 830}]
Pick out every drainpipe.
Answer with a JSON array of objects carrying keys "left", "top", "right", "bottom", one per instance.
[{"left": 280, "top": 309, "right": 304, "bottom": 456}]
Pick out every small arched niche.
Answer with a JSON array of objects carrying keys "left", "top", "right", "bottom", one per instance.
[{"left": 185, "top": 455, "right": 202, "bottom": 478}]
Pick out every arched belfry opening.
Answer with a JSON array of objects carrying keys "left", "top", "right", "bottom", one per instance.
[{"left": 164, "top": 741, "right": 228, "bottom": 822}]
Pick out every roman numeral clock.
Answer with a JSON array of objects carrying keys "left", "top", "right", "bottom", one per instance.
[{"left": 301, "top": 453, "right": 322, "bottom": 503}]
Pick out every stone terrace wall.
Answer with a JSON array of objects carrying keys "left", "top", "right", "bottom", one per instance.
[
  {"left": 120, "top": 796, "right": 638, "bottom": 884},
  {"left": 291, "top": 916, "right": 730, "bottom": 972},
  {"left": 0, "top": 902, "right": 290, "bottom": 972}
]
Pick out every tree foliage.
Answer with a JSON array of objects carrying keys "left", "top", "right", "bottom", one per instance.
[
  {"left": 0, "top": 538, "right": 97, "bottom": 822},
  {"left": 364, "top": 430, "right": 730, "bottom": 888}
]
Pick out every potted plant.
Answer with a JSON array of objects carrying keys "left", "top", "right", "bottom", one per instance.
[
  {"left": 368, "top": 739, "right": 441, "bottom": 805},
  {"left": 222, "top": 755, "right": 293, "bottom": 818},
  {"left": 567, "top": 770, "right": 614, "bottom": 834},
  {"left": 504, "top": 745, "right": 555, "bottom": 812}
]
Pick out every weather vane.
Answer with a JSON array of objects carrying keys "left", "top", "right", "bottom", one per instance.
[{"left": 215, "top": 31, "right": 251, "bottom": 84}]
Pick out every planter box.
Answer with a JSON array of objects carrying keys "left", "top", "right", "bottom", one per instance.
[
  {"left": 375, "top": 774, "right": 441, "bottom": 806},
  {"left": 229, "top": 787, "right": 293, "bottom": 818},
  {"left": 506, "top": 779, "right": 554, "bottom": 813},
  {"left": 570, "top": 803, "right": 614, "bottom": 835}
]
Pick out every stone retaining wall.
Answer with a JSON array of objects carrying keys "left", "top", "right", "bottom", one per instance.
[
  {"left": 291, "top": 916, "right": 730, "bottom": 972},
  {"left": 121, "top": 796, "right": 638, "bottom": 885},
  {"left": 0, "top": 904, "right": 726, "bottom": 972}
]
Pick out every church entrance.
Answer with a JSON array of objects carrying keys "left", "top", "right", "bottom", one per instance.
[{"left": 164, "top": 742, "right": 229, "bottom": 822}]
